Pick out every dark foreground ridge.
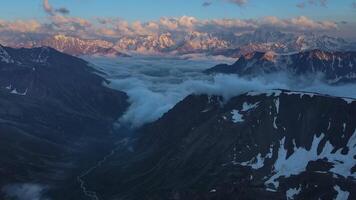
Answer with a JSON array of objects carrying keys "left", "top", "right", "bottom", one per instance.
[
  {"left": 86, "top": 90, "right": 355, "bottom": 200},
  {"left": 0, "top": 45, "right": 129, "bottom": 199},
  {"left": 206, "top": 50, "right": 356, "bottom": 84}
]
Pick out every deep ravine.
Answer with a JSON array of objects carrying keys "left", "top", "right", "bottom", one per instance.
[{"left": 77, "top": 147, "right": 119, "bottom": 200}]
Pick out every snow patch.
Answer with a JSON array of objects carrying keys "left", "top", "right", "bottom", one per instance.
[
  {"left": 0, "top": 46, "right": 14, "bottom": 63},
  {"left": 231, "top": 102, "right": 259, "bottom": 123},
  {"left": 334, "top": 185, "right": 350, "bottom": 200},
  {"left": 273, "top": 117, "right": 278, "bottom": 129},
  {"left": 231, "top": 110, "right": 243, "bottom": 123},
  {"left": 242, "top": 102, "right": 259, "bottom": 112},
  {"left": 32, "top": 47, "right": 50, "bottom": 64},
  {"left": 201, "top": 108, "right": 211, "bottom": 113},
  {"left": 275, "top": 98, "right": 280, "bottom": 114},
  {"left": 286, "top": 91, "right": 315, "bottom": 98},
  {"left": 343, "top": 98, "right": 354, "bottom": 104},
  {"left": 210, "top": 189, "right": 217, "bottom": 193},
  {"left": 286, "top": 186, "right": 301, "bottom": 200},
  {"left": 265, "top": 131, "right": 356, "bottom": 189},
  {"left": 247, "top": 90, "right": 281, "bottom": 97},
  {"left": 327, "top": 120, "right": 331, "bottom": 131},
  {"left": 10, "top": 88, "right": 28, "bottom": 96},
  {"left": 240, "top": 147, "right": 273, "bottom": 170}
]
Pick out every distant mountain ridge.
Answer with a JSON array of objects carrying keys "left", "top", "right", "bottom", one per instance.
[
  {"left": 206, "top": 49, "right": 356, "bottom": 84},
  {"left": 1, "top": 30, "right": 355, "bottom": 57},
  {"left": 4, "top": 35, "right": 129, "bottom": 57}
]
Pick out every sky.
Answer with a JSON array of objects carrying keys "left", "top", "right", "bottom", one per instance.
[
  {"left": 0, "top": 0, "right": 355, "bottom": 39},
  {"left": 0, "top": 0, "right": 355, "bottom": 22}
]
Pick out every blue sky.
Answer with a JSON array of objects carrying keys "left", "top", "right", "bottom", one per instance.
[{"left": 0, "top": 0, "right": 355, "bottom": 22}]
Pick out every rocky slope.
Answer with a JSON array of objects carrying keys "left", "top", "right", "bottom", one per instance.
[
  {"left": 206, "top": 50, "right": 356, "bottom": 84},
  {"left": 83, "top": 90, "right": 356, "bottom": 200},
  {"left": 0, "top": 45, "right": 129, "bottom": 199}
]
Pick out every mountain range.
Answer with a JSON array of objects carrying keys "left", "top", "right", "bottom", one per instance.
[
  {"left": 206, "top": 49, "right": 356, "bottom": 84},
  {"left": 1, "top": 30, "right": 355, "bottom": 57},
  {"left": 0, "top": 44, "right": 355, "bottom": 200}
]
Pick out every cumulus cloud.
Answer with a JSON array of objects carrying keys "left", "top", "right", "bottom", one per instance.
[
  {"left": 2, "top": 183, "right": 49, "bottom": 200},
  {"left": 0, "top": 0, "right": 341, "bottom": 42},
  {"left": 43, "top": 0, "right": 70, "bottom": 15},
  {"left": 89, "top": 15, "right": 337, "bottom": 40},
  {"left": 42, "top": 0, "right": 85, "bottom": 34},
  {"left": 39, "top": 0, "right": 91, "bottom": 35},
  {"left": 51, "top": 15, "right": 91, "bottom": 31},
  {"left": 0, "top": 0, "right": 345, "bottom": 46},
  {"left": 259, "top": 16, "right": 337, "bottom": 31},
  {"left": 0, "top": 19, "right": 41, "bottom": 32},
  {"left": 0, "top": 14, "right": 342, "bottom": 48},
  {"left": 88, "top": 56, "right": 356, "bottom": 128}
]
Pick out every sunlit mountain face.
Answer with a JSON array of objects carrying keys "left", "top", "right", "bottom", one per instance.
[{"left": 0, "top": 1, "right": 356, "bottom": 200}]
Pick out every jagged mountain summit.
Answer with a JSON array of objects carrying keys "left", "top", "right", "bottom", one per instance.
[
  {"left": 4, "top": 35, "right": 129, "bottom": 57},
  {"left": 209, "top": 30, "right": 354, "bottom": 58},
  {"left": 206, "top": 50, "right": 356, "bottom": 84},
  {"left": 83, "top": 90, "right": 355, "bottom": 200},
  {"left": 1, "top": 30, "right": 355, "bottom": 57}
]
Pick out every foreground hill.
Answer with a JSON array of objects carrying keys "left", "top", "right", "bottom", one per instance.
[
  {"left": 84, "top": 90, "right": 355, "bottom": 200},
  {"left": 0, "top": 45, "right": 129, "bottom": 199},
  {"left": 206, "top": 50, "right": 356, "bottom": 84}
]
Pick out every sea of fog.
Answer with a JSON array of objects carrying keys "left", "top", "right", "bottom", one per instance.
[{"left": 84, "top": 55, "right": 356, "bottom": 128}]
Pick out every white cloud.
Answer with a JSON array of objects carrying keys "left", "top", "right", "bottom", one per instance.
[
  {"left": 0, "top": 19, "right": 41, "bottom": 32},
  {"left": 0, "top": 15, "right": 338, "bottom": 38},
  {"left": 88, "top": 56, "right": 356, "bottom": 128}
]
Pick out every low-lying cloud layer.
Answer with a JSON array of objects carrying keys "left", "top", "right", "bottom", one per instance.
[{"left": 87, "top": 56, "right": 356, "bottom": 128}]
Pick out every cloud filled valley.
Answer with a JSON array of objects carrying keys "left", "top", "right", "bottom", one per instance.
[
  {"left": 87, "top": 56, "right": 356, "bottom": 128},
  {"left": 1, "top": 1, "right": 356, "bottom": 199}
]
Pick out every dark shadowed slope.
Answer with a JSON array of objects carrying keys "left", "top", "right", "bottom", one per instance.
[
  {"left": 86, "top": 90, "right": 355, "bottom": 200},
  {"left": 0, "top": 45, "right": 129, "bottom": 199}
]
